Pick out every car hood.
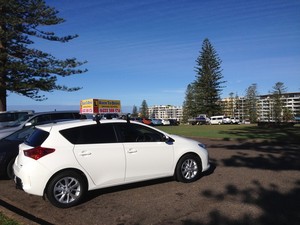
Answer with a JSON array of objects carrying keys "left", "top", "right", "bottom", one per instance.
[{"left": 168, "top": 134, "right": 203, "bottom": 145}]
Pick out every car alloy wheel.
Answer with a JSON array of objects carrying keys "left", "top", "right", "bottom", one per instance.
[
  {"left": 46, "top": 171, "right": 86, "bottom": 208},
  {"left": 176, "top": 154, "right": 201, "bottom": 183}
]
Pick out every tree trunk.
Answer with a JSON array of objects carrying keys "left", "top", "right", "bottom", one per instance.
[{"left": 0, "top": 87, "right": 6, "bottom": 111}]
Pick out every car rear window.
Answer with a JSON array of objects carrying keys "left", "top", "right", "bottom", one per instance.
[
  {"left": 5, "top": 126, "right": 35, "bottom": 141},
  {"left": 60, "top": 124, "right": 117, "bottom": 144},
  {"left": 25, "top": 128, "right": 50, "bottom": 147}
]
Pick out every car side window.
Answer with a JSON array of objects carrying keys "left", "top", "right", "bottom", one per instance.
[
  {"left": 34, "top": 115, "right": 52, "bottom": 125},
  {"left": 60, "top": 124, "right": 117, "bottom": 144},
  {"left": 115, "top": 123, "right": 164, "bottom": 142}
]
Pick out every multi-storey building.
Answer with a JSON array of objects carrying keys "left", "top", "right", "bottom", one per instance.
[
  {"left": 219, "top": 97, "right": 247, "bottom": 120},
  {"left": 257, "top": 92, "right": 300, "bottom": 121},
  {"left": 220, "top": 92, "right": 300, "bottom": 122},
  {"left": 148, "top": 105, "right": 183, "bottom": 121},
  {"left": 148, "top": 92, "right": 299, "bottom": 123}
]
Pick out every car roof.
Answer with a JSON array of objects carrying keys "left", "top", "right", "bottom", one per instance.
[
  {"left": 35, "top": 119, "right": 170, "bottom": 139},
  {"left": 35, "top": 119, "right": 130, "bottom": 130}
]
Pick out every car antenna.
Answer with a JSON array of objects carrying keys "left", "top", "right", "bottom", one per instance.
[
  {"left": 126, "top": 113, "right": 131, "bottom": 123},
  {"left": 94, "top": 114, "right": 101, "bottom": 125}
]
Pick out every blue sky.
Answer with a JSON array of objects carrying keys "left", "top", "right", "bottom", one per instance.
[{"left": 7, "top": 0, "right": 300, "bottom": 112}]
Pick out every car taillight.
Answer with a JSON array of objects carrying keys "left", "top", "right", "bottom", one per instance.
[{"left": 24, "top": 146, "right": 55, "bottom": 160}]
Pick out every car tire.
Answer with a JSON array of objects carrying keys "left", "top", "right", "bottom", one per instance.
[
  {"left": 7, "top": 157, "right": 15, "bottom": 179},
  {"left": 46, "top": 171, "right": 87, "bottom": 208},
  {"left": 175, "top": 154, "right": 202, "bottom": 183}
]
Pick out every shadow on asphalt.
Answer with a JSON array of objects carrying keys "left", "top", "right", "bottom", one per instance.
[
  {"left": 194, "top": 180, "right": 300, "bottom": 225},
  {"left": 206, "top": 138, "right": 300, "bottom": 171}
]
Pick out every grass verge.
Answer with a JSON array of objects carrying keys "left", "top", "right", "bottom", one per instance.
[
  {"left": 0, "top": 212, "right": 19, "bottom": 225},
  {"left": 158, "top": 124, "right": 300, "bottom": 143}
]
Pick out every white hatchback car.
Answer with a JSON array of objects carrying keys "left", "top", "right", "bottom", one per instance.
[{"left": 14, "top": 119, "right": 210, "bottom": 208}]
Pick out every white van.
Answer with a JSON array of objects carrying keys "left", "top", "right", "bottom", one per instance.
[{"left": 210, "top": 115, "right": 224, "bottom": 125}]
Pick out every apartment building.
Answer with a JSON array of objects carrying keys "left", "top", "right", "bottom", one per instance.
[
  {"left": 219, "top": 97, "right": 247, "bottom": 120},
  {"left": 220, "top": 92, "right": 300, "bottom": 121},
  {"left": 147, "top": 92, "right": 299, "bottom": 123},
  {"left": 257, "top": 92, "right": 300, "bottom": 121},
  {"left": 148, "top": 105, "right": 183, "bottom": 121}
]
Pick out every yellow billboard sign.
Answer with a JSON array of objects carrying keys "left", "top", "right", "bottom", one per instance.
[{"left": 80, "top": 99, "right": 121, "bottom": 114}]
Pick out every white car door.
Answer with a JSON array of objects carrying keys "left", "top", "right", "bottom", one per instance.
[
  {"left": 114, "top": 123, "right": 174, "bottom": 182},
  {"left": 123, "top": 142, "right": 174, "bottom": 182},
  {"left": 70, "top": 124, "right": 126, "bottom": 187},
  {"left": 74, "top": 143, "right": 125, "bottom": 187}
]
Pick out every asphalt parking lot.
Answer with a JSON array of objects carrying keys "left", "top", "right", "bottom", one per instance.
[{"left": 0, "top": 138, "right": 299, "bottom": 225}]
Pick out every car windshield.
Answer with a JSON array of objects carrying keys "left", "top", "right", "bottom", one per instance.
[
  {"left": 5, "top": 114, "right": 33, "bottom": 127},
  {"left": 5, "top": 126, "right": 36, "bottom": 141}
]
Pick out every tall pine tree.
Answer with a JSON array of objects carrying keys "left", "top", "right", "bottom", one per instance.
[
  {"left": 191, "top": 38, "right": 225, "bottom": 117},
  {"left": 272, "top": 82, "right": 286, "bottom": 122},
  {"left": 245, "top": 83, "right": 258, "bottom": 123},
  {"left": 182, "top": 83, "right": 197, "bottom": 123},
  {"left": 0, "top": 0, "right": 87, "bottom": 111},
  {"left": 140, "top": 100, "right": 149, "bottom": 118}
]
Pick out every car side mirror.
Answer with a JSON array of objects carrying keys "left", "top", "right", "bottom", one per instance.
[
  {"left": 162, "top": 135, "right": 174, "bottom": 143},
  {"left": 24, "top": 122, "right": 33, "bottom": 127}
]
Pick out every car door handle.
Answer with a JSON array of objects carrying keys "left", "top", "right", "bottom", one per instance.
[
  {"left": 127, "top": 148, "right": 137, "bottom": 153},
  {"left": 79, "top": 151, "right": 92, "bottom": 156}
]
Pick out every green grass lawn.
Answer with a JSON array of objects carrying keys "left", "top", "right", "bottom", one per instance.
[
  {"left": 0, "top": 212, "right": 19, "bottom": 225},
  {"left": 158, "top": 124, "right": 300, "bottom": 143}
]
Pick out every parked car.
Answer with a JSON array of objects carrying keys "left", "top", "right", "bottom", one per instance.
[
  {"left": 142, "top": 118, "right": 152, "bottom": 125},
  {"left": 150, "top": 118, "right": 162, "bottom": 126},
  {"left": 0, "top": 110, "right": 85, "bottom": 139},
  {"left": 230, "top": 117, "right": 240, "bottom": 124},
  {"left": 100, "top": 113, "right": 120, "bottom": 120},
  {"left": 188, "top": 115, "right": 210, "bottom": 125},
  {"left": 222, "top": 117, "right": 231, "bottom": 124},
  {"left": 14, "top": 119, "right": 210, "bottom": 208},
  {"left": 169, "top": 119, "right": 179, "bottom": 126},
  {"left": 210, "top": 115, "right": 224, "bottom": 125},
  {"left": 0, "top": 110, "right": 34, "bottom": 129},
  {"left": 161, "top": 119, "right": 170, "bottom": 126},
  {"left": 0, "top": 126, "right": 35, "bottom": 179}
]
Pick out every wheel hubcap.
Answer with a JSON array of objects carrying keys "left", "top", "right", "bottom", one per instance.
[
  {"left": 181, "top": 159, "right": 198, "bottom": 180},
  {"left": 53, "top": 177, "right": 81, "bottom": 204}
]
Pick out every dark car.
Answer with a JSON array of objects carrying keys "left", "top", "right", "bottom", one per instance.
[
  {"left": 0, "top": 110, "right": 86, "bottom": 139},
  {"left": 0, "top": 126, "right": 35, "bottom": 179},
  {"left": 169, "top": 119, "right": 179, "bottom": 126}
]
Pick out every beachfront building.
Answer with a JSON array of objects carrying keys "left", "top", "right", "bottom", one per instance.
[
  {"left": 219, "top": 96, "right": 247, "bottom": 120},
  {"left": 256, "top": 92, "right": 300, "bottom": 121},
  {"left": 219, "top": 92, "right": 300, "bottom": 122},
  {"left": 148, "top": 105, "right": 183, "bottom": 121}
]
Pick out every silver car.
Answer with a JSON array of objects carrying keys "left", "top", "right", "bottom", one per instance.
[{"left": 0, "top": 110, "right": 85, "bottom": 139}]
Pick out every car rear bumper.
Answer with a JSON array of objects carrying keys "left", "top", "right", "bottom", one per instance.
[{"left": 13, "top": 158, "right": 48, "bottom": 196}]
